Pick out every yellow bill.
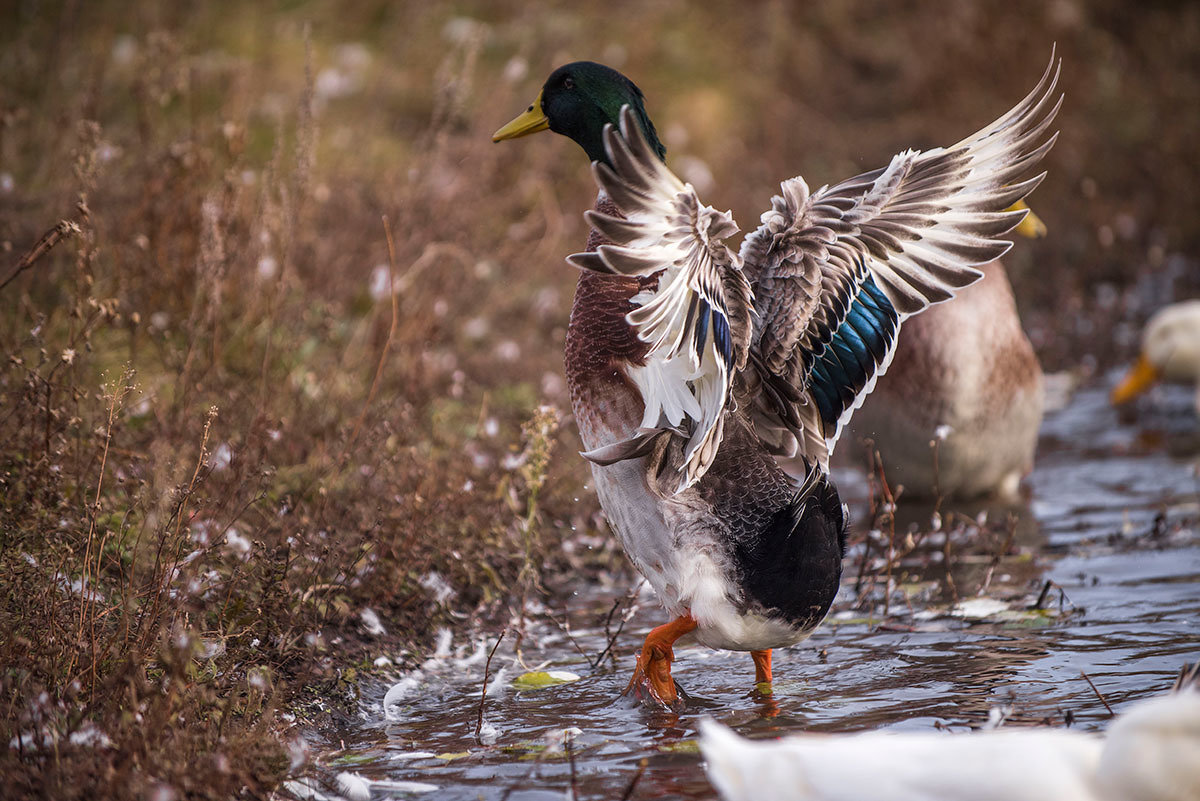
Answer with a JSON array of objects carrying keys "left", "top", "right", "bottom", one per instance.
[
  {"left": 1008, "top": 199, "right": 1047, "bottom": 239},
  {"left": 1110, "top": 353, "right": 1161, "bottom": 405},
  {"left": 493, "top": 91, "right": 549, "bottom": 141}
]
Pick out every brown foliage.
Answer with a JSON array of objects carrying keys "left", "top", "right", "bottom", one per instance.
[{"left": 1, "top": 1, "right": 1196, "bottom": 798}]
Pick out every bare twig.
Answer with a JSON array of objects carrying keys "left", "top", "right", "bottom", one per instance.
[
  {"left": 591, "top": 597, "right": 625, "bottom": 670},
  {"left": 872, "top": 450, "right": 898, "bottom": 616},
  {"left": 566, "top": 731, "right": 578, "bottom": 801},
  {"left": 134, "top": 406, "right": 217, "bottom": 658},
  {"left": 619, "top": 758, "right": 648, "bottom": 801},
  {"left": 71, "top": 367, "right": 133, "bottom": 697},
  {"left": 497, "top": 735, "right": 552, "bottom": 801},
  {"left": 592, "top": 580, "right": 643, "bottom": 669},
  {"left": 854, "top": 531, "right": 873, "bottom": 596},
  {"left": 1033, "top": 580, "right": 1071, "bottom": 612},
  {"left": 978, "top": 513, "right": 1019, "bottom": 596},
  {"left": 476, "top": 629, "right": 507, "bottom": 744},
  {"left": 855, "top": 439, "right": 879, "bottom": 597},
  {"left": 1080, "top": 670, "right": 1115, "bottom": 717},
  {"left": 927, "top": 436, "right": 964, "bottom": 601},
  {"left": 930, "top": 435, "right": 942, "bottom": 508},
  {"left": 1, "top": 219, "right": 80, "bottom": 291},
  {"left": 941, "top": 514, "right": 959, "bottom": 603},
  {"left": 549, "top": 606, "right": 592, "bottom": 665},
  {"left": 1173, "top": 662, "right": 1199, "bottom": 692},
  {"left": 1033, "top": 579, "right": 1054, "bottom": 610},
  {"left": 344, "top": 214, "right": 400, "bottom": 456}
]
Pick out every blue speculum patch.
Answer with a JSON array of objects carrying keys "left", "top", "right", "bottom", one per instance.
[{"left": 808, "top": 274, "right": 897, "bottom": 428}]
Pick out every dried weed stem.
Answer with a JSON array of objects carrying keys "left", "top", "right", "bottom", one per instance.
[{"left": 476, "top": 629, "right": 507, "bottom": 745}]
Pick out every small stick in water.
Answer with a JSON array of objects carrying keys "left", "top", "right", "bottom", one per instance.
[
  {"left": 619, "top": 758, "right": 647, "bottom": 801},
  {"left": 1080, "top": 669, "right": 1115, "bottom": 717},
  {"left": 1033, "top": 579, "right": 1053, "bottom": 610},
  {"left": 476, "top": 629, "right": 507, "bottom": 744},
  {"left": 593, "top": 581, "right": 643, "bottom": 669},
  {"left": 551, "top": 605, "right": 591, "bottom": 664},
  {"left": 566, "top": 731, "right": 578, "bottom": 800}
]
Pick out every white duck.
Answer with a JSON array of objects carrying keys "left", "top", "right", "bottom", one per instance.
[
  {"left": 700, "top": 667, "right": 1200, "bottom": 801},
  {"left": 1112, "top": 300, "right": 1200, "bottom": 414}
]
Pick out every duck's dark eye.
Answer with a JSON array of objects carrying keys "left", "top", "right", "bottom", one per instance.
[{"left": 563, "top": 77, "right": 575, "bottom": 90}]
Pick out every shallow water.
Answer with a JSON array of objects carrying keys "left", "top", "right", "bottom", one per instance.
[{"left": 312, "top": 379, "right": 1199, "bottom": 800}]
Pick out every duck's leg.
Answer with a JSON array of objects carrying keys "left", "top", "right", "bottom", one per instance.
[
  {"left": 624, "top": 614, "right": 697, "bottom": 707},
  {"left": 751, "top": 649, "right": 772, "bottom": 685},
  {"left": 750, "top": 649, "right": 780, "bottom": 716}
]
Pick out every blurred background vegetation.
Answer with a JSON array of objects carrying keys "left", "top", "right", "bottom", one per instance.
[{"left": 2, "top": 1, "right": 1198, "bottom": 798}]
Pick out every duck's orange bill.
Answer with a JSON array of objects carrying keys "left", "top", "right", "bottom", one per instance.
[
  {"left": 493, "top": 91, "right": 549, "bottom": 141},
  {"left": 1111, "top": 354, "right": 1160, "bottom": 405}
]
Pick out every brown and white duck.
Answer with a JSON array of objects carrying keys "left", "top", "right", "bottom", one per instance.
[
  {"left": 494, "top": 55, "right": 1060, "bottom": 707},
  {"left": 849, "top": 203, "right": 1048, "bottom": 500}
]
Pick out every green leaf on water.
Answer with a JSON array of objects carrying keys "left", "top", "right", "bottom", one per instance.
[
  {"left": 329, "top": 752, "right": 379, "bottom": 766},
  {"left": 992, "top": 608, "right": 1059, "bottom": 627},
  {"left": 436, "top": 751, "right": 471, "bottom": 761},
  {"left": 511, "top": 670, "right": 581, "bottom": 690}
]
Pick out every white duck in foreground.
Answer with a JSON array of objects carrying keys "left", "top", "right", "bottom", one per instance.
[{"left": 700, "top": 666, "right": 1200, "bottom": 801}]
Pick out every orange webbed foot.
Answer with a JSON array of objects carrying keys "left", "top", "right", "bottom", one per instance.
[
  {"left": 623, "top": 614, "right": 697, "bottom": 709},
  {"left": 625, "top": 645, "right": 682, "bottom": 709}
]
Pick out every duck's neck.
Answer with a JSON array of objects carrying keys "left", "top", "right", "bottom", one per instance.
[
  {"left": 579, "top": 110, "right": 666, "bottom": 167},
  {"left": 586, "top": 191, "right": 619, "bottom": 249}
]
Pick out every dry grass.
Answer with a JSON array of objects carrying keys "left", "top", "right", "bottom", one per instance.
[
  {"left": 1, "top": 1, "right": 1197, "bottom": 798},
  {"left": 0, "top": 7, "right": 595, "bottom": 798}
]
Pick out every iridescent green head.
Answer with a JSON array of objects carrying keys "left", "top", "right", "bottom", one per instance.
[{"left": 493, "top": 61, "right": 666, "bottom": 166}]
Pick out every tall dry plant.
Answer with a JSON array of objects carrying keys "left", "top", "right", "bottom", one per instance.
[{"left": 0, "top": 16, "right": 589, "bottom": 799}]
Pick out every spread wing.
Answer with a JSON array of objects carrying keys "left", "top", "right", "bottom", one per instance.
[
  {"left": 567, "top": 106, "right": 753, "bottom": 493},
  {"left": 740, "top": 52, "right": 1062, "bottom": 473}
]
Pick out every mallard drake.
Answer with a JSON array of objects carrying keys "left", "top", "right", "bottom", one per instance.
[
  {"left": 699, "top": 665, "right": 1200, "bottom": 801},
  {"left": 1112, "top": 300, "right": 1200, "bottom": 415},
  {"left": 849, "top": 202, "right": 1047, "bottom": 500},
  {"left": 494, "top": 56, "right": 1060, "bottom": 706}
]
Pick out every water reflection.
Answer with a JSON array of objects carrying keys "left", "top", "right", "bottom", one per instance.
[{"left": 312, "top": 383, "right": 1198, "bottom": 800}]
